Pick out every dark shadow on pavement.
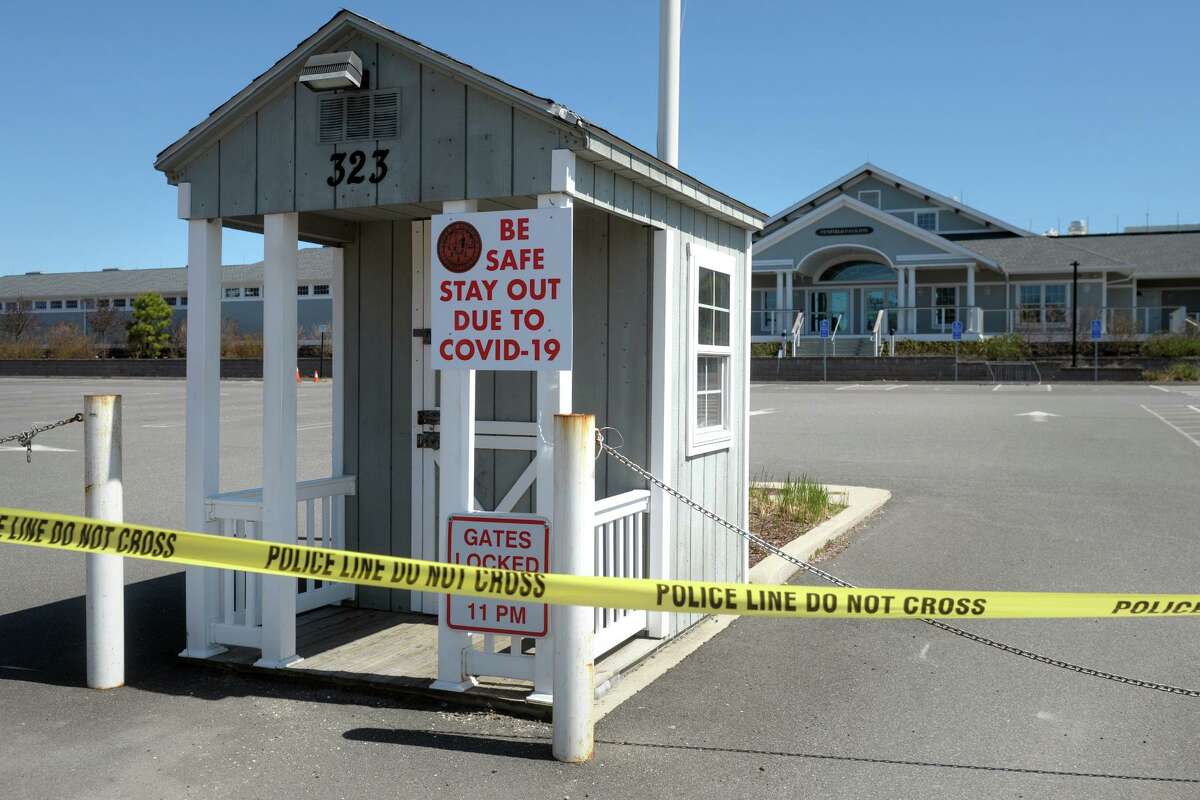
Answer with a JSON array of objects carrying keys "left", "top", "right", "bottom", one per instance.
[{"left": 343, "top": 728, "right": 554, "bottom": 761}]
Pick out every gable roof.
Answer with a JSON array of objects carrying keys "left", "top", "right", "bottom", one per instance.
[
  {"left": 754, "top": 194, "right": 1000, "bottom": 269},
  {"left": 154, "top": 9, "right": 764, "bottom": 228},
  {"left": 763, "top": 163, "right": 1030, "bottom": 238}
]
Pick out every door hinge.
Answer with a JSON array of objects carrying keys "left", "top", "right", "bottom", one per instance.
[
  {"left": 412, "top": 327, "right": 431, "bottom": 344},
  {"left": 416, "top": 431, "right": 440, "bottom": 450},
  {"left": 417, "top": 409, "right": 440, "bottom": 426}
]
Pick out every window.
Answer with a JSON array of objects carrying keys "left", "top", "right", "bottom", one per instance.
[
  {"left": 50, "top": 300, "right": 62, "bottom": 310},
  {"left": 34, "top": 301, "right": 47, "bottom": 310},
  {"left": 857, "top": 190, "right": 882, "bottom": 208},
  {"left": 915, "top": 211, "right": 938, "bottom": 232},
  {"left": 164, "top": 296, "right": 177, "bottom": 306},
  {"left": 1018, "top": 284, "right": 1069, "bottom": 327},
  {"left": 225, "top": 287, "right": 241, "bottom": 299},
  {"left": 312, "top": 284, "right": 330, "bottom": 296},
  {"left": 112, "top": 298, "right": 126, "bottom": 308},
  {"left": 297, "top": 285, "right": 310, "bottom": 296},
  {"left": 819, "top": 261, "right": 895, "bottom": 283},
  {"left": 689, "top": 247, "right": 735, "bottom": 456},
  {"left": 65, "top": 300, "right": 78, "bottom": 309},
  {"left": 180, "top": 296, "right": 187, "bottom": 306},
  {"left": 244, "top": 287, "right": 260, "bottom": 298},
  {"left": 4, "top": 302, "right": 15, "bottom": 311}
]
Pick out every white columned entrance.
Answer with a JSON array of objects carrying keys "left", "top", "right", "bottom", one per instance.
[
  {"left": 257, "top": 212, "right": 300, "bottom": 668},
  {"left": 181, "top": 201, "right": 225, "bottom": 658},
  {"left": 896, "top": 267, "right": 906, "bottom": 333},
  {"left": 433, "top": 198, "right": 480, "bottom": 692}
]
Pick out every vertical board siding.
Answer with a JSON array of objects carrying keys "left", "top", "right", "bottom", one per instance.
[
  {"left": 182, "top": 145, "right": 220, "bottom": 219},
  {"left": 374, "top": 45, "right": 421, "bottom": 205},
  {"left": 420, "top": 68, "right": 466, "bottom": 202},
  {"left": 355, "top": 221, "right": 395, "bottom": 610},
  {"left": 512, "top": 111, "right": 559, "bottom": 196},
  {"left": 256, "top": 88, "right": 296, "bottom": 214},
  {"left": 218, "top": 116, "right": 256, "bottom": 217},
  {"left": 388, "top": 221, "right": 415, "bottom": 611},
  {"left": 295, "top": 75, "right": 334, "bottom": 212},
  {"left": 466, "top": 88, "right": 514, "bottom": 199},
  {"left": 335, "top": 35, "right": 381, "bottom": 210}
]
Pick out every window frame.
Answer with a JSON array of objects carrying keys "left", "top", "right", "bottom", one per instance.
[
  {"left": 914, "top": 210, "right": 939, "bottom": 232},
  {"left": 312, "top": 284, "right": 331, "bottom": 296},
  {"left": 687, "top": 245, "right": 736, "bottom": 457},
  {"left": 857, "top": 189, "right": 882, "bottom": 209}
]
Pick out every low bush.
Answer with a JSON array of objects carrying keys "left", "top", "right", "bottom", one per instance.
[
  {"left": 750, "top": 474, "right": 844, "bottom": 529},
  {"left": 0, "top": 340, "right": 44, "bottom": 359},
  {"left": 1141, "top": 334, "right": 1200, "bottom": 359},
  {"left": 894, "top": 332, "right": 1030, "bottom": 361},
  {"left": 220, "top": 320, "right": 264, "bottom": 358},
  {"left": 44, "top": 323, "right": 97, "bottom": 359},
  {"left": 751, "top": 342, "right": 783, "bottom": 358},
  {"left": 1144, "top": 361, "right": 1200, "bottom": 382}
]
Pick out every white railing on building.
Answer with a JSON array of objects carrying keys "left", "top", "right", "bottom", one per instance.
[
  {"left": 789, "top": 311, "right": 805, "bottom": 356},
  {"left": 205, "top": 474, "right": 356, "bottom": 650},
  {"left": 871, "top": 309, "right": 886, "bottom": 357},
  {"left": 592, "top": 489, "right": 650, "bottom": 657}
]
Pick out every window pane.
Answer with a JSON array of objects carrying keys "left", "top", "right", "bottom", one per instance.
[
  {"left": 1020, "top": 285, "right": 1041, "bottom": 305},
  {"left": 714, "top": 309, "right": 730, "bottom": 346},
  {"left": 714, "top": 272, "right": 730, "bottom": 310},
  {"left": 916, "top": 212, "right": 937, "bottom": 231},
  {"left": 699, "top": 308, "right": 715, "bottom": 345},
  {"left": 699, "top": 268, "right": 715, "bottom": 305},
  {"left": 1044, "top": 285, "right": 1066, "bottom": 305}
]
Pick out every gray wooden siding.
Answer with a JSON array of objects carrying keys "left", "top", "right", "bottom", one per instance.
[{"left": 176, "top": 38, "right": 571, "bottom": 220}]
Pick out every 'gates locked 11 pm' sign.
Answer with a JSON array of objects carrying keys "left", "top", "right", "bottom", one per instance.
[
  {"left": 446, "top": 513, "right": 550, "bottom": 637},
  {"left": 431, "top": 207, "right": 573, "bottom": 371}
]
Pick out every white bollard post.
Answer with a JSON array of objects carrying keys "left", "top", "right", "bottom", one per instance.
[
  {"left": 551, "top": 413, "right": 595, "bottom": 763},
  {"left": 84, "top": 395, "right": 124, "bottom": 689}
]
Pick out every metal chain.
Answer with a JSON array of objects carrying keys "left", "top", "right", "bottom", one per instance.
[
  {"left": 0, "top": 413, "right": 83, "bottom": 463},
  {"left": 597, "top": 433, "right": 1200, "bottom": 699}
]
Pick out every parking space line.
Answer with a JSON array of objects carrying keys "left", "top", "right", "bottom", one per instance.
[
  {"left": 1150, "top": 385, "right": 1171, "bottom": 393},
  {"left": 1141, "top": 404, "right": 1200, "bottom": 449}
]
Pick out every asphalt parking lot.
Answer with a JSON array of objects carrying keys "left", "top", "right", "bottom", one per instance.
[{"left": 2, "top": 377, "right": 1199, "bottom": 798}]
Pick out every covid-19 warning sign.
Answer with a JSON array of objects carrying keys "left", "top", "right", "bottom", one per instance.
[{"left": 431, "top": 207, "right": 573, "bottom": 371}]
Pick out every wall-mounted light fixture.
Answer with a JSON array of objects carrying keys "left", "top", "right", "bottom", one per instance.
[{"left": 298, "top": 51, "right": 363, "bottom": 91}]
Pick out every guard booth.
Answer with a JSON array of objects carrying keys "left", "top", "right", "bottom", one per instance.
[{"left": 154, "top": 10, "right": 764, "bottom": 703}]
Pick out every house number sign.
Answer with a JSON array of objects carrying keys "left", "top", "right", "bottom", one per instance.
[{"left": 327, "top": 149, "right": 390, "bottom": 187}]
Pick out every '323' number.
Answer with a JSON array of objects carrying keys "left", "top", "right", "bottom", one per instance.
[{"left": 327, "top": 149, "right": 389, "bottom": 187}]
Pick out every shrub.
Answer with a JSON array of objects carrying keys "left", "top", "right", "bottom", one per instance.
[
  {"left": 220, "top": 320, "right": 264, "bottom": 358},
  {"left": 1141, "top": 334, "right": 1200, "bottom": 359},
  {"left": 894, "top": 333, "right": 1030, "bottom": 361},
  {"left": 1144, "top": 361, "right": 1200, "bottom": 382},
  {"left": 0, "top": 340, "right": 44, "bottom": 359},
  {"left": 126, "top": 293, "right": 173, "bottom": 358},
  {"left": 44, "top": 323, "right": 97, "bottom": 359},
  {"left": 750, "top": 474, "right": 844, "bottom": 529},
  {"left": 751, "top": 342, "right": 783, "bottom": 358}
]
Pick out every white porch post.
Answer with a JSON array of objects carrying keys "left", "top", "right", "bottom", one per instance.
[
  {"left": 1100, "top": 271, "right": 1108, "bottom": 334},
  {"left": 647, "top": 228, "right": 675, "bottom": 638},
  {"left": 783, "top": 271, "right": 794, "bottom": 335},
  {"left": 529, "top": 185, "right": 575, "bottom": 703},
  {"left": 907, "top": 267, "right": 918, "bottom": 333},
  {"left": 966, "top": 264, "right": 976, "bottom": 331},
  {"left": 774, "top": 271, "right": 785, "bottom": 334},
  {"left": 433, "top": 198, "right": 479, "bottom": 693},
  {"left": 332, "top": 251, "right": 345, "bottom": 474},
  {"left": 895, "top": 267, "right": 906, "bottom": 333},
  {"left": 257, "top": 212, "right": 300, "bottom": 668},
  {"left": 182, "top": 203, "right": 225, "bottom": 658}
]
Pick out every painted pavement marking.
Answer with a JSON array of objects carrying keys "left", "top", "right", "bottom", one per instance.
[
  {"left": 1140, "top": 404, "right": 1200, "bottom": 449},
  {"left": 748, "top": 408, "right": 778, "bottom": 417}
]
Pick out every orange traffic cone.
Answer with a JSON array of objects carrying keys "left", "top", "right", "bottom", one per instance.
[
  {"left": 313, "top": 370, "right": 319, "bottom": 383},
  {"left": 295, "top": 367, "right": 301, "bottom": 383}
]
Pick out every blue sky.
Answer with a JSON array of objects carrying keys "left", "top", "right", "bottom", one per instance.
[{"left": 1, "top": 0, "right": 1197, "bottom": 274}]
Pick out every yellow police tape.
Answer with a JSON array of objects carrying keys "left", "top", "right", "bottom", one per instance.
[{"left": 2, "top": 505, "right": 1198, "bottom": 620}]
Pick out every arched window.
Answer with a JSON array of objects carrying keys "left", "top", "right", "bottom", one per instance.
[{"left": 819, "top": 261, "right": 895, "bottom": 282}]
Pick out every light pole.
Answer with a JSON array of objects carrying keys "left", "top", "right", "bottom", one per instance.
[{"left": 1070, "top": 260, "right": 1079, "bottom": 367}]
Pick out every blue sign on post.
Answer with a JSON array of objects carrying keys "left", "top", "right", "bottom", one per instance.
[
  {"left": 951, "top": 320, "right": 963, "bottom": 341},
  {"left": 819, "top": 319, "right": 830, "bottom": 338},
  {"left": 1091, "top": 319, "right": 1102, "bottom": 340}
]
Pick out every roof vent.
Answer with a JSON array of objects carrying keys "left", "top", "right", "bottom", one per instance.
[
  {"left": 299, "top": 51, "right": 363, "bottom": 92},
  {"left": 101, "top": 268, "right": 120, "bottom": 272},
  {"left": 25, "top": 271, "right": 42, "bottom": 275},
  {"left": 319, "top": 91, "right": 400, "bottom": 144}
]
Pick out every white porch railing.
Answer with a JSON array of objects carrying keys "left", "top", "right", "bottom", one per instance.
[
  {"left": 871, "top": 309, "right": 886, "bottom": 357},
  {"left": 205, "top": 475, "right": 356, "bottom": 650},
  {"left": 592, "top": 489, "right": 650, "bottom": 657}
]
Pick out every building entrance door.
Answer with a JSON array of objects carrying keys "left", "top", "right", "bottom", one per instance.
[
  {"left": 862, "top": 287, "right": 898, "bottom": 333},
  {"left": 811, "top": 290, "right": 851, "bottom": 334}
]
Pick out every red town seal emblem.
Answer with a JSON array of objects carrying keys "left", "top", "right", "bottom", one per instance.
[{"left": 437, "top": 221, "right": 483, "bottom": 274}]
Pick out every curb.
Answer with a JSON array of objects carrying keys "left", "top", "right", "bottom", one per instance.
[{"left": 594, "top": 483, "right": 890, "bottom": 721}]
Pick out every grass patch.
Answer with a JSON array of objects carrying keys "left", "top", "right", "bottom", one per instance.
[
  {"left": 1144, "top": 361, "right": 1200, "bottom": 382},
  {"left": 748, "top": 474, "right": 846, "bottom": 566}
]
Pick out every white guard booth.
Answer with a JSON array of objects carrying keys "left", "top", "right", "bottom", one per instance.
[{"left": 154, "top": 9, "right": 765, "bottom": 706}]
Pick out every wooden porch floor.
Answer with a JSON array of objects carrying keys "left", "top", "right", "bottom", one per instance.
[{"left": 182, "top": 605, "right": 546, "bottom": 717}]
